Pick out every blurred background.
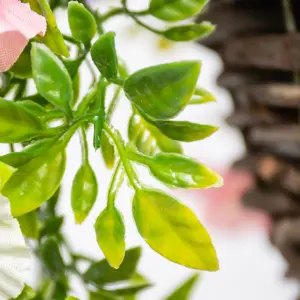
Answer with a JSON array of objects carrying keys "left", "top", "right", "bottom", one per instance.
[{"left": 4, "top": 0, "right": 300, "bottom": 298}]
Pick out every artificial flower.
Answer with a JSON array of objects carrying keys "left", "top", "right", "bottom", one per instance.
[
  {"left": 0, "top": 194, "right": 31, "bottom": 300},
  {"left": 0, "top": 0, "right": 47, "bottom": 72}
]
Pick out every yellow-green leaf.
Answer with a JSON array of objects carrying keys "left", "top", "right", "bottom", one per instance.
[
  {"left": 0, "top": 161, "right": 15, "bottom": 191},
  {"left": 18, "top": 210, "right": 39, "bottom": 239},
  {"left": 95, "top": 207, "right": 125, "bottom": 269},
  {"left": 133, "top": 189, "right": 219, "bottom": 270}
]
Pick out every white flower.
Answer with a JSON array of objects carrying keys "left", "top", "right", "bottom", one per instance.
[{"left": 0, "top": 194, "right": 31, "bottom": 300}]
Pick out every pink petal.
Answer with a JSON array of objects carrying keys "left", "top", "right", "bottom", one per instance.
[{"left": 0, "top": 0, "right": 46, "bottom": 72}]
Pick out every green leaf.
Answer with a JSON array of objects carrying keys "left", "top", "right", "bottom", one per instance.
[
  {"left": 17, "top": 100, "right": 48, "bottom": 119},
  {"left": 40, "top": 237, "right": 65, "bottom": 280},
  {"left": 64, "top": 55, "right": 85, "bottom": 79},
  {"left": 10, "top": 45, "right": 32, "bottom": 78},
  {"left": 84, "top": 247, "right": 141, "bottom": 285},
  {"left": 149, "top": 0, "right": 208, "bottom": 21},
  {"left": 190, "top": 87, "right": 216, "bottom": 105},
  {"left": 95, "top": 207, "right": 125, "bottom": 269},
  {"left": 91, "top": 32, "right": 119, "bottom": 80},
  {"left": 0, "top": 161, "right": 15, "bottom": 191},
  {"left": 66, "top": 297, "right": 79, "bottom": 300},
  {"left": 128, "top": 114, "right": 182, "bottom": 155},
  {"left": 0, "top": 98, "right": 44, "bottom": 143},
  {"left": 124, "top": 61, "right": 200, "bottom": 120},
  {"left": 165, "top": 274, "right": 199, "bottom": 300},
  {"left": 40, "top": 216, "right": 64, "bottom": 238},
  {"left": 133, "top": 189, "right": 219, "bottom": 270},
  {"left": 131, "top": 152, "right": 223, "bottom": 188},
  {"left": 68, "top": 1, "right": 97, "bottom": 44},
  {"left": 31, "top": 43, "right": 73, "bottom": 118},
  {"left": 90, "top": 290, "right": 119, "bottom": 300},
  {"left": 18, "top": 210, "right": 39, "bottom": 239},
  {"left": 164, "top": 22, "right": 215, "bottom": 41},
  {"left": 14, "top": 285, "right": 36, "bottom": 300},
  {"left": 101, "top": 132, "right": 116, "bottom": 169},
  {"left": 72, "top": 72, "right": 81, "bottom": 106},
  {"left": 25, "top": 0, "right": 69, "bottom": 57},
  {"left": 2, "top": 128, "right": 76, "bottom": 217},
  {"left": 155, "top": 120, "right": 218, "bottom": 142},
  {"left": 71, "top": 162, "right": 98, "bottom": 223}
]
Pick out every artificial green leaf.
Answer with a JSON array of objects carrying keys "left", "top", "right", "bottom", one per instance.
[
  {"left": 95, "top": 207, "right": 125, "bottom": 269},
  {"left": 39, "top": 216, "right": 64, "bottom": 238},
  {"left": 0, "top": 98, "right": 44, "bottom": 143},
  {"left": 130, "top": 152, "right": 223, "bottom": 188},
  {"left": 155, "top": 120, "right": 218, "bottom": 142},
  {"left": 41, "top": 237, "right": 65, "bottom": 280},
  {"left": 133, "top": 189, "right": 219, "bottom": 270},
  {"left": 101, "top": 132, "right": 116, "bottom": 169},
  {"left": 68, "top": 1, "right": 97, "bottom": 43},
  {"left": 0, "top": 73, "right": 11, "bottom": 97},
  {"left": 66, "top": 297, "right": 79, "bottom": 300},
  {"left": 2, "top": 128, "right": 76, "bottom": 217},
  {"left": 64, "top": 55, "right": 85, "bottom": 79},
  {"left": 164, "top": 22, "right": 215, "bottom": 41},
  {"left": 128, "top": 114, "right": 182, "bottom": 155},
  {"left": 72, "top": 72, "right": 81, "bottom": 106},
  {"left": 90, "top": 290, "right": 119, "bottom": 300},
  {"left": 71, "top": 162, "right": 98, "bottom": 223},
  {"left": 165, "top": 274, "right": 199, "bottom": 300},
  {"left": 14, "top": 285, "right": 36, "bottom": 300},
  {"left": 31, "top": 43, "right": 73, "bottom": 118},
  {"left": 84, "top": 247, "right": 141, "bottom": 285},
  {"left": 91, "top": 32, "right": 119, "bottom": 80},
  {"left": 17, "top": 100, "right": 48, "bottom": 119},
  {"left": 0, "top": 161, "right": 15, "bottom": 190},
  {"left": 25, "top": 0, "right": 69, "bottom": 57},
  {"left": 149, "top": 0, "right": 208, "bottom": 21},
  {"left": 10, "top": 45, "right": 32, "bottom": 78},
  {"left": 124, "top": 61, "right": 200, "bottom": 120},
  {"left": 18, "top": 210, "right": 39, "bottom": 239},
  {"left": 190, "top": 87, "right": 216, "bottom": 105}
]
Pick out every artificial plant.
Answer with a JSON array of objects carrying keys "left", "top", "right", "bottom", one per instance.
[{"left": 0, "top": 0, "right": 222, "bottom": 299}]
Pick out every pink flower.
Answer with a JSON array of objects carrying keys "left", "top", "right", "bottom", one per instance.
[
  {"left": 194, "top": 168, "right": 270, "bottom": 232},
  {"left": 0, "top": 0, "right": 47, "bottom": 72}
]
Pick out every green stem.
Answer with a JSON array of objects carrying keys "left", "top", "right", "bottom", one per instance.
[
  {"left": 126, "top": 148, "right": 152, "bottom": 166},
  {"left": 101, "top": 7, "right": 149, "bottom": 23},
  {"left": 129, "top": 14, "right": 163, "bottom": 35},
  {"left": 107, "top": 87, "right": 122, "bottom": 122},
  {"left": 80, "top": 127, "right": 89, "bottom": 163},
  {"left": 104, "top": 123, "right": 141, "bottom": 191},
  {"left": 107, "top": 160, "right": 124, "bottom": 209}
]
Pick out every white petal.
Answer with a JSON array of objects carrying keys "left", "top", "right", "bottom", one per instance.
[{"left": 0, "top": 195, "right": 31, "bottom": 300}]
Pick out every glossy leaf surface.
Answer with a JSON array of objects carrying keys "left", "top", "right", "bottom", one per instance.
[
  {"left": 71, "top": 163, "right": 98, "bottom": 223},
  {"left": 133, "top": 189, "right": 219, "bottom": 270},
  {"left": 128, "top": 114, "right": 182, "bottom": 155},
  {"left": 149, "top": 0, "right": 208, "bottom": 21},
  {"left": 31, "top": 43, "right": 73, "bottom": 117},
  {"left": 68, "top": 1, "right": 97, "bottom": 43},
  {"left": 124, "top": 61, "right": 200, "bottom": 120},
  {"left": 101, "top": 132, "right": 116, "bottom": 169},
  {"left": 155, "top": 120, "right": 218, "bottom": 142},
  {"left": 91, "top": 32, "right": 119, "bottom": 80},
  {"left": 0, "top": 98, "right": 44, "bottom": 143},
  {"left": 164, "top": 22, "right": 215, "bottom": 41},
  {"left": 83, "top": 247, "right": 141, "bottom": 285},
  {"left": 95, "top": 207, "right": 125, "bottom": 269}
]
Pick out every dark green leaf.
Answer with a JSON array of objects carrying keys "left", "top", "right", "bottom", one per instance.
[
  {"left": 165, "top": 274, "right": 199, "bottom": 300},
  {"left": 39, "top": 216, "right": 64, "bottom": 237},
  {"left": 133, "top": 189, "right": 219, "bottom": 270},
  {"left": 18, "top": 210, "right": 39, "bottom": 239},
  {"left": 95, "top": 207, "right": 125, "bottom": 269},
  {"left": 101, "top": 132, "right": 116, "bottom": 169},
  {"left": 149, "top": 0, "right": 208, "bottom": 21},
  {"left": 131, "top": 152, "right": 223, "bottom": 188},
  {"left": 124, "top": 61, "right": 200, "bottom": 120},
  {"left": 40, "top": 237, "right": 65, "bottom": 280},
  {"left": 164, "top": 22, "right": 215, "bottom": 41},
  {"left": 128, "top": 114, "right": 182, "bottom": 155},
  {"left": 71, "top": 162, "right": 98, "bottom": 223},
  {"left": 84, "top": 247, "right": 141, "bottom": 285},
  {"left": 91, "top": 32, "right": 119, "bottom": 80},
  {"left": 155, "top": 120, "right": 218, "bottom": 142},
  {"left": 68, "top": 1, "right": 97, "bottom": 43},
  {"left": 90, "top": 290, "right": 119, "bottom": 300},
  {"left": 64, "top": 55, "right": 85, "bottom": 79},
  {"left": 10, "top": 45, "right": 32, "bottom": 78},
  {"left": 0, "top": 98, "right": 44, "bottom": 143},
  {"left": 2, "top": 128, "right": 76, "bottom": 217},
  {"left": 31, "top": 43, "right": 73, "bottom": 118},
  {"left": 72, "top": 72, "right": 81, "bottom": 106}
]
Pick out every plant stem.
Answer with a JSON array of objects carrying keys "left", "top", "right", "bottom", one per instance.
[
  {"left": 107, "top": 87, "right": 122, "bottom": 122},
  {"left": 126, "top": 148, "right": 152, "bottom": 166},
  {"left": 107, "top": 160, "right": 124, "bottom": 209},
  {"left": 129, "top": 14, "right": 163, "bottom": 35},
  {"left": 104, "top": 123, "right": 141, "bottom": 191},
  {"left": 80, "top": 127, "right": 89, "bottom": 163}
]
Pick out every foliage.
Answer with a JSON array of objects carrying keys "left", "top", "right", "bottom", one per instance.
[{"left": 0, "top": 0, "right": 221, "bottom": 298}]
